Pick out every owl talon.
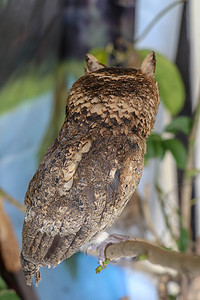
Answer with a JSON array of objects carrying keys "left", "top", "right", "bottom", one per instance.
[
  {"left": 98, "top": 259, "right": 103, "bottom": 266},
  {"left": 84, "top": 243, "right": 97, "bottom": 256}
]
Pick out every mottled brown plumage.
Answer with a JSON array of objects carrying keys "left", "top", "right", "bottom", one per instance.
[{"left": 21, "top": 52, "right": 159, "bottom": 285}]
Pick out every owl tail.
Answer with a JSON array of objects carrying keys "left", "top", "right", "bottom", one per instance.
[{"left": 20, "top": 253, "right": 41, "bottom": 286}]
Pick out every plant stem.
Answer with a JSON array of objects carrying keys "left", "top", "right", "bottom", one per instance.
[
  {"left": 134, "top": 0, "right": 187, "bottom": 45},
  {"left": 155, "top": 183, "right": 178, "bottom": 244},
  {"left": 0, "top": 188, "right": 26, "bottom": 213},
  {"left": 181, "top": 86, "right": 200, "bottom": 234}
]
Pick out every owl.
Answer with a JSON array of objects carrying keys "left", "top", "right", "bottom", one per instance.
[{"left": 21, "top": 52, "right": 159, "bottom": 285}]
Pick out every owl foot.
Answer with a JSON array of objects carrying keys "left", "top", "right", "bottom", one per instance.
[
  {"left": 97, "top": 233, "right": 133, "bottom": 264},
  {"left": 87, "top": 233, "right": 133, "bottom": 267},
  {"left": 93, "top": 233, "right": 134, "bottom": 273}
]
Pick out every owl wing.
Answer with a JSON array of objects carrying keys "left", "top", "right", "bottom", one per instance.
[
  {"left": 21, "top": 134, "right": 144, "bottom": 286},
  {"left": 21, "top": 138, "right": 93, "bottom": 281}
]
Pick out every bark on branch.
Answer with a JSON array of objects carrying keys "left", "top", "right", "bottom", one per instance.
[{"left": 105, "top": 239, "right": 200, "bottom": 277}]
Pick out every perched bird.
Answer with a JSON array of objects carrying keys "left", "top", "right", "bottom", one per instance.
[{"left": 21, "top": 52, "right": 159, "bottom": 285}]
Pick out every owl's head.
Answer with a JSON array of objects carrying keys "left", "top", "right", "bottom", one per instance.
[{"left": 67, "top": 52, "right": 159, "bottom": 138}]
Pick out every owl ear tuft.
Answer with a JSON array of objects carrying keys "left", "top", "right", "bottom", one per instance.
[
  {"left": 85, "top": 54, "right": 106, "bottom": 74},
  {"left": 140, "top": 51, "right": 156, "bottom": 78}
]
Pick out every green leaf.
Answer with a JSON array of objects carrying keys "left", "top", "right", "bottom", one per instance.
[
  {"left": 0, "top": 290, "right": 20, "bottom": 300},
  {"left": 63, "top": 59, "right": 85, "bottom": 79},
  {"left": 0, "top": 58, "right": 86, "bottom": 116},
  {"left": 0, "top": 277, "right": 7, "bottom": 290},
  {"left": 146, "top": 134, "right": 187, "bottom": 169},
  {"left": 138, "top": 50, "right": 185, "bottom": 115},
  {"left": 177, "top": 226, "right": 189, "bottom": 252},
  {"left": 90, "top": 47, "right": 109, "bottom": 65},
  {"left": 95, "top": 259, "right": 110, "bottom": 274},
  {"left": 169, "top": 295, "right": 176, "bottom": 300},
  {"left": 163, "top": 139, "right": 187, "bottom": 169},
  {"left": 145, "top": 133, "right": 166, "bottom": 161},
  {"left": 165, "top": 116, "right": 192, "bottom": 135},
  {"left": 0, "top": 0, "right": 9, "bottom": 7}
]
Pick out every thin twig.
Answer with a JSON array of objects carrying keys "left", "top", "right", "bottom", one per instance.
[
  {"left": 134, "top": 0, "right": 187, "bottom": 45},
  {"left": 155, "top": 183, "right": 178, "bottom": 244},
  {"left": 0, "top": 188, "right": 26, "bottom": 213},
  {"left": 181, "top": 86, "right": 200, "bottom": 233},
  {"left": 142, "top": 184, "right": 161, "bottom": 244}
]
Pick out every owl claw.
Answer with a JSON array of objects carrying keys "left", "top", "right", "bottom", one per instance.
[{"left": 86, "top": 243, "right": 98, "bottom": 256}]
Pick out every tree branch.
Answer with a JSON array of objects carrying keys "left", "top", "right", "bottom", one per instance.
[
  {"left": 134, "top": 0, "right": 187, "bottom": 45},
  {"left": 0, "top": 197, "right": 21, "bottom": 272},
  {"left": 105, "top": 239, "right": 200, "bottom": 277}
]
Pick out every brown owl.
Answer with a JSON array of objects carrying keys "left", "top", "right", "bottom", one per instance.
[{"left": 21, "top": 52, "right": 159, "bottom": 285}]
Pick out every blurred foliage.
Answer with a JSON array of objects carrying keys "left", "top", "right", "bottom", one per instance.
[
  {"left": 177, "top": 225, "right": 189, "bottom": 252},
  {"left": 156, "top": 183, "right": 190, "bottom": 252},
  {"left": 0, "top": 64, "right": 55, "bottom": 115},
  {"left": 0, "top": 278, "right": 7, "bottom": 290},
  {"left": 165, "top": 116, "right": 192, "bottom": 135},
  {"left": 63, "top": 60, "right": 85, "bottom": 80},
  {"left": 90, "top": 47, "right": 110, "bottom": 65},
  {"left": 37, "top": 59, "right": 85, "bottom": 161},
  {"left": 145, "top": 116, "right": 192, "bottom": 170},
  {"left": 146, "top": 134, "right": 166, "bottom": 160},
  {"left": 162, "top": 139, "right": 187, "bottom": 170},
  {"left": 0, "top": 277, "right": 20, "bottom": 300},
  {"left": 0, "top": 0, "right": 9, "bottom": 8},
  {"left": 146, "top": 134, "right": 188, "bottom": 170},
  {"left": 186, "top": 168, "right": 200, "bottom": 178}
]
